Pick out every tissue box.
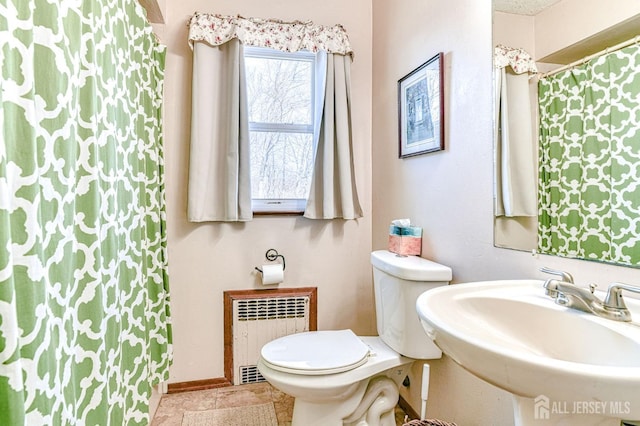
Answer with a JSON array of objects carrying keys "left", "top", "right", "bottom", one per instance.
[{"left": 388, "top": 225, "right": 422, "bottom": 256}]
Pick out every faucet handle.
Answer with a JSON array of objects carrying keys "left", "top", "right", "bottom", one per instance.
[
  {"left": 540, "top": 267, "right": 574, "bottom": 284},
  {"left": 604, "top": 282, "right": 640, "bottom": 309}
]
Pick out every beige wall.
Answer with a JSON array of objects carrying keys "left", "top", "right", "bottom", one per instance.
[
  {"left": 155, "top": 0, "right": 640, "bottom": 422},
  {"left": 161, "top": 0, "right": 373, "bottom": 383}
]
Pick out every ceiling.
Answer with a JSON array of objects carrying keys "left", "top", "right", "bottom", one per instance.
[{"left": 493, "top": 0, "right": 563, "bottom": 16}]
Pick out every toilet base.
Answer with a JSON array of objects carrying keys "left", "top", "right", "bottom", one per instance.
[
  {"left": 258, "top": 336, "right": 415, "bottom": 425},
  {"left": 290, "top": 371, "right": 407, "bottom": 426}
]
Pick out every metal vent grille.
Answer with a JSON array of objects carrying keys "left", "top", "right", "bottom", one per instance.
[
  {"left": 240, "top": 365, "right": 266, "bottom": 384},
  {"left": 232, "top": 294, "right": 310, "bottom": 385},
  {"left": 237, "top": 296, "right": 308, "bottom": 321}
]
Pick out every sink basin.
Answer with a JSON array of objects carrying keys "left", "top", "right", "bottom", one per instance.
[{"left": 416, "top": 280, "right": 640, "bottom": 425}]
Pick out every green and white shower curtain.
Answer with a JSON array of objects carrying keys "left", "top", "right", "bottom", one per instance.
[
  {"left": 538, "top": 43, "right": 640, "bottom": 266},
  {"left": 0, "top": 1, "right": 172, "bottom": 425}
]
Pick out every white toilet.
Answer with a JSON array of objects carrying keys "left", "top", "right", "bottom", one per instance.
[{"left": 257, "top": 250, "right": 452, "bottom": 426}]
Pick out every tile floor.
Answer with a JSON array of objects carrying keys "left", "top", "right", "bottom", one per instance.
[{"left": 151, "top": 382, "right": 410, "bottom": 426}]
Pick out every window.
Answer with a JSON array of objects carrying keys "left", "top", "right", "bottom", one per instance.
[{"left": 244, "top": 47, "right": 318, "bottom": 213}]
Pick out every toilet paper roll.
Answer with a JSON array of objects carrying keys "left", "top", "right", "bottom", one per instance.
[{"left": 261, "top": 264, "right": 284, "bottom": 285}]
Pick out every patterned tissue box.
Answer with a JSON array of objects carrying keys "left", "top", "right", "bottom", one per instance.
[{"left": 388, "top": 225, "right": 422, "bottom": 256}]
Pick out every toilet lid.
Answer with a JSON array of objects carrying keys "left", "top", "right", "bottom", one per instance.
[{"left": 260, "top": 329, "right": 370, "bottom": 375}]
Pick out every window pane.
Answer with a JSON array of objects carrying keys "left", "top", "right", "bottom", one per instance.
[
  {"left": 250, "top": 132, "right": 314, "bottom": 199},
  {"left": 245, "top": 56, "right": 312, "bottom": 125}
]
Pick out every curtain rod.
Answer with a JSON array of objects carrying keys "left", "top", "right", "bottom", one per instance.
[{"left": 540, "top": 35, "right": 640, "bottom": 79}]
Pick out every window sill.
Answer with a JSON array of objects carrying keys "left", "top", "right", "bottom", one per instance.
[
  {"left": 252, "top": 199, "right": 306, "bottom": 215},
  {"left": 253, "top": 211, "right": 304, "bottom": 216}
]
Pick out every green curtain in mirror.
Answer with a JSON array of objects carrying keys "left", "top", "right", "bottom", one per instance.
[
  {"left": 538, "top": 43, "right": 640, "bottom": 266},
  {"left": 0, "top": 0, "right": 172, "bottom": 424}
]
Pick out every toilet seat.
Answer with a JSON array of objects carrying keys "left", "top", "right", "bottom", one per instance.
[{"left": 260, "top": 329, "right": 371, "bottom": 375}]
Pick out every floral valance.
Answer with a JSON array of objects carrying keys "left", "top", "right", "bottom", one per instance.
[
  {"left": 188, "top": 12, "right": 353, "bottom": 56},
  {"left": 494, "top": 44, "right": 538, "bottom": 74}
]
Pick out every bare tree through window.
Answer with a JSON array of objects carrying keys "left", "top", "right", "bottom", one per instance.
[{"left": 245, "top": 48, "right": 316, "bottom": 205}]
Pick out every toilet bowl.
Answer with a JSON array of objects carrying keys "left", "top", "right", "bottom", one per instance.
[
  {"left": 259, "top": 333, "right": 411, "bottom": 425},
  {"left": 258, "top": 250, "right": 452, "bottom": 426}
]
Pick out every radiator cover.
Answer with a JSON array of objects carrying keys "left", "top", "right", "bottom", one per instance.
[{"left": 232, "top": 295, "right": 310, "bottom": 385}]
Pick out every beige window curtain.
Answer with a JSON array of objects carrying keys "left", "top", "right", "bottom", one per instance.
[
  {"left": 187, "top": 13, "right": 362, "bottom": 221},
  {"left": 305, "top": 53, "right": 362, "bottom": 219},
  {"left": 494, "top": 45, "right": 538, "bottom": 217},
  {"left": 188, "top": 39, "right": 251, "bottom": 221}
]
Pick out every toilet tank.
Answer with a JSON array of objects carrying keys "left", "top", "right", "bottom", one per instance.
[{"left": 371, "top": 250, "right": 452, "bottom": 359}]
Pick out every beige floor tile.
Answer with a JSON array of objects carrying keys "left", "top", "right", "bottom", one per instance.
[
  {"left": 215, "top": 382, "right": 275, "bottom": 409},
  {"left": 151, "top": 382, "right": 409, "bottom": 426},
  {"left": 151, "top": 388, "right": 218, "bottom": 426},
  {"left": 270, "top": 386, "right": 294, "bottom": 425}
]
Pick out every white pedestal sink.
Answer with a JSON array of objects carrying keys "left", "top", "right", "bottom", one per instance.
[{"left": 416, "top": 280, "right": 640, "bottom": 426}]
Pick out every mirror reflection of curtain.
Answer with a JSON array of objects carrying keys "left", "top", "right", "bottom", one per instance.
[
  {"left": 187, "top": 13, "right": 363, "bottom": 221},
  {"left": 538, "top": 43, "right": 640, "bottom": 266},
  {"left": 494, "top": 45, "right": 538, "bottom": 218}
]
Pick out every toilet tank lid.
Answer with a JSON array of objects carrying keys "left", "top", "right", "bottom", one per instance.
[{"left": 371, "top": 250, "right": 452, "bottom": 281}]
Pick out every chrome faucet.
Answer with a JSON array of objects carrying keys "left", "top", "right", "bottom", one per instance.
[
  {"left": 603, "top": 282, "right": 640, "bottom": 322},
  {"left": 540, "top": 268, "right": 639, "bottom": 322}
]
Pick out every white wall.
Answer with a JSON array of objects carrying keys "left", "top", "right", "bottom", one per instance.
[
  {"left": 161, "top": 0, "right": 373, "bottom": 383},
  {"left": 372, "top": 0, "right": 640, "bottom": 423}
]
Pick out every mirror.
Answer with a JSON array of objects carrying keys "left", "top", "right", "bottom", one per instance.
[{"left": 492, "top": 0, "right": 640, "bottom": 265}]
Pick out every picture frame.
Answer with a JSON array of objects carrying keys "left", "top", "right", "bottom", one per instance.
[{"left": 398, "top": 52, "right": 444, "bottom": 158}]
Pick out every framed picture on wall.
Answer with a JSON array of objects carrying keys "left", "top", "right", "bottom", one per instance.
[{"left": 398, "top": 52, "right": 444, "bottom": 158}]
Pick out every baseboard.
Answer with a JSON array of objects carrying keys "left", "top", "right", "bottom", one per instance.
[
  {"left": 398, "top": 395, "right": 420, "bottom": 421},
  {"left": 166, "top": 377, "right": 232, "bottom": 394}
]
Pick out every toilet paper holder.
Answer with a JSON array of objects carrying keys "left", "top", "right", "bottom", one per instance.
[{"left": 254, "top": 249, "right": 286, "bottom": 273}]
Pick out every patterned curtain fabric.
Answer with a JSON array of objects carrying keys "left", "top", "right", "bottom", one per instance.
[
  {"left": 494, "top": 44, "right": 538, "bottom": 74},
  {"left": 538, "top": 43, "right": 640, "bottom": 266},
  {"left": 188, "top": 13, "right": 353, "bottom": 56},
  {"left": 0, "top": 0, "right": 172, "bottom": 425}
]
